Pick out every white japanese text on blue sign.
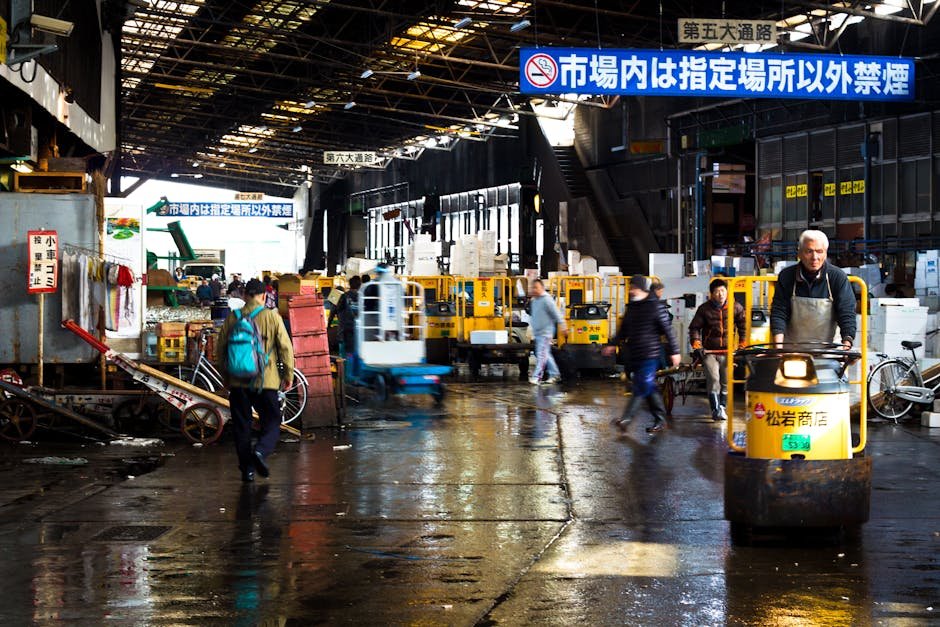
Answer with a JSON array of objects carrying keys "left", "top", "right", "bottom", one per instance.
[
  {"left": 519, "top": 48, "right": 914, "bottom": 101},
  {"left": 157, "top": 202, "right": 293, "bottom": 218}
]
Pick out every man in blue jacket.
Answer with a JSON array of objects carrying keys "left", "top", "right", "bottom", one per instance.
[
  {"left": 527, "top": 278, "right": 567, "bottom": 384},
  {"left": 770, "top": 230, "right": 856, "bottom": 349},
  {"left": 603, "top": 275, "right": 680, "bottom": 433}
]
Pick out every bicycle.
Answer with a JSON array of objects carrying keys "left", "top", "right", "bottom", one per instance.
[
  {"left": 166, "top": 329, "right": 309, "bottom": 425},
  {"left": 867, "top": 329, "right": 940, "bottom": 422}
]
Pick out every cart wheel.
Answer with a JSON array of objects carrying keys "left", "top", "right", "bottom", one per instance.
[
  {"left": 432, "top": 385, "right": 446, "bottom": 407},
  {"left": 661, "top": 377, "right": 676, "bottom": 417},
  {"left": 151, "top": 403, "right": 181, "bottom": 432},
  {"left": 374, "top": 375, "right": 389, "bottom": 402},
  {"left": 180, "top": 403, "right": 224, "bottom": 444},
  {"left": 517, "top": 355, "right": 530, "bottom": 382},
  {"left": 113, "top": 399, "right": 152, "bottom": 435},
  {"left": 0, "top": 398, "right": 37, "bottom": 442}
]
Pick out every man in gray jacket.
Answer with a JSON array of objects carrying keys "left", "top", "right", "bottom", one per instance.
[{"left": 528, "top": 278, "right": 567, "bottom": 384}]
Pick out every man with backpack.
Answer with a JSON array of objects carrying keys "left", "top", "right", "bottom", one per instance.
[{"left": 216, "top": 278, "right": 295, "bottom": 482}]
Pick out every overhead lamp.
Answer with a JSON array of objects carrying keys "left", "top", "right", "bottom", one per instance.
[
  {"left": 30, "top": 14, "right": 75, "bottom": 37},
  {"left": 257, "top": 125, "right": 268, "bottom": 131},
  {"left": 345, "top": 101, "right": 357, "bottom": 110},
  {"left": 510, "top": 19, "right": 531, "bottom": 32},
  {"left": 191, "top": 160, "right": 200, "bottom": 167},
  {"left": 425, "top": 137, "right": 438, "bottom": 148},
  {"left": 194, "top": 173, "right": 203, "bottom": 179},
  {"left": 248, "top": 147, "right": 258, "bottom": 153},
  {"left": 407, "top": 70, "right": 421, "bottom": 81},
  {"left": 292, "top": 125, "right": 303, "bottom": 133},
  {"left": 454, "top": 17, "right": 473, "bottom": 29},
  {"left": 360, "top": 69, "right": 374, "bottom": 79},
  {"left": 218, "top": 163, "right": 226, "bottom": 168},
  {"left": 303, "top": 100, "right": 316, "bottom": 108},
  {"left": 438, "top": 135, "right": 451, "bottom": 145},
  {"left": 170, "top": 173, "right": 180, "bottom": 178}
]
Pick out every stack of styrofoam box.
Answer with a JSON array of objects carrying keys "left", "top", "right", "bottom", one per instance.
[
  {"left": 773, "top": 260, "right": 797, "bottom": 275},
  {"left": 649, "top": 253, "right": 685, "bottom": 280},
  {"left": 409, "top": 234, "right": 441, "bottom": 276},
  {"left": 581, "top": 255, "right": 598, "bottom": 276},
  {"left": 923, "top": 400, "right": 940, "bottom": 427},
  {"left": 478, "top": 230, "right": 497, "bottom": 273},
  {"left": 869, "top": 298, "right": 928, "bottom": 359},
  {"left": 915, "top": 250, "right": 940, "bottom": 296},
  {"left": 710, "top": 255, "right": 728, "bottom": 276},
  {"left": 691, "top": 260, "right": 712, "bottom": 277},
  {"left": 345, "top": 257, "right": 378, "bottom": 277},
  {"left": 567, "top": 250, "right": 582, "bottom": 275},
  {"left": 731, "top": 257, "right": 757, "bottom": 276}
]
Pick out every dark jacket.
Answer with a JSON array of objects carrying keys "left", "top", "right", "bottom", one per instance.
[
  {"left": 329, "top": 289, "right": 360, "bottom": 343},
  {"left": 689, "top": 299, "right": 746, "bottom": 350},
  {"left": 770, "top": 261, "right": 857, "bottom": 342},
  {"left": 209, "top": 278, "right": 222, "bottom": 299},
  {"left": 612, "top": 296, "right": 680, "bottom": 364},
  {"left": 195, "top": 284, "right": 212, "bottom": 302}
]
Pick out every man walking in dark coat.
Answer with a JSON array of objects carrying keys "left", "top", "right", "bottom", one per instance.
[{"left": 603, "top": 275, "right": 681, "bottom": 433}]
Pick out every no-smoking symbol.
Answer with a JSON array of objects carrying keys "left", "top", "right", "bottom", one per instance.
[{"left": 525, "top": 53, "right": 558, "bottom": 88}]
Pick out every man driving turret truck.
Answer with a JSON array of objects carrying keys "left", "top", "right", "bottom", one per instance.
[{"left": 770, "top": 229, "right": 857, "bottom": 348}]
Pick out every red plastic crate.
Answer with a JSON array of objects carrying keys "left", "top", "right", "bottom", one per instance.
[
  {"left": 306, "top": 374, "right": 335, "bottom": 396},
  {"left": 292, "top": 332, "right": 328, "bottom": 355},
  {"left": 294, "top": 354, "right": 332, "bottom": 375},
  {"left": 288, "top": 306, "right": 326, "bottom": 334}
]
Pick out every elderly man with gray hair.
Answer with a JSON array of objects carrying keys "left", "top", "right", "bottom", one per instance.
[{"left": 770, "top": 229, "right": 857, "bottom": 348}]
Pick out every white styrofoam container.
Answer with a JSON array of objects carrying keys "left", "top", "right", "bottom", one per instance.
[
  {"left": 922, "top": 411, "right": 940, "bottom": 427},
  {"left": 470, "top": 330, "right": 509, "bottom": 345},
  {"left": 870, "top": 333, "right": 926, "bottom": 359},
  {"left": 649, "top": 253, "right": 685, "bottom": 279},
  {"left": 691, "top": 260, "right": 712, "bottom": 276}
]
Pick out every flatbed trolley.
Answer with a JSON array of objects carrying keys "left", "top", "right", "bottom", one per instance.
[{"left": 63, "top": 320, "right": 301, "bottom": 444}]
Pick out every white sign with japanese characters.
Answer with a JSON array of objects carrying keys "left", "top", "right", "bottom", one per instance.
[
  {"left": 27, "top": 230, "right": 58, "bottom": 294},
  {"left": 678, "top": 18, "right": 776, "bottom": 45},
  {"left": 324, "top": 151, "right": 380, "bottom": 166}
]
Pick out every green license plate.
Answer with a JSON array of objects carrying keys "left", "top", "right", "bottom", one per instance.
[{"left": 782, "top": 434, "right": 811, "bottom": 452}]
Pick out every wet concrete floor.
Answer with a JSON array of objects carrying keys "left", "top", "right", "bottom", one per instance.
[{"left": 1, "top": 379, "right": 940, "bottom": 625}]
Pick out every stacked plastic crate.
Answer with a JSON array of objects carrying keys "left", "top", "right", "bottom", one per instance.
[
  {"left": 155, "top": 322, "right": 185, "bottom": 363},
  {"left": 287, "top": 294, "right": 336, "bottom": 425}
]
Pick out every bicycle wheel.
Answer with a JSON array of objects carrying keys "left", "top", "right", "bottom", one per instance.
[
  {"left": 172, "top": 366, "right": 217, "bottom": 393},
  {"left": 280, "top": 369, "right": 308, "bottom": 424},
  {"left": 868, "top": 359, "right": 917, "bottom": 421}
]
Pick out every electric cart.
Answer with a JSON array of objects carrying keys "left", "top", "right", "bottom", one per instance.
[
  {"left": 353, "top": 272, "right": 450, "bottom": 403},
  {"left": 723, "top": 276, "right": 871, "bottom": 541}
]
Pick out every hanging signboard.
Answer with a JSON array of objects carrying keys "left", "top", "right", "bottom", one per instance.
[
  {"left": 324, "top": 151, "right": 380, "bottom": 166},
  {"left": 27, "top": 230, "right": 58, "bottom": 294},
  {"left": 156, "top": 202, "right": 293, "bottom": 218},
  {"left": 678, "top": 18, "right": 776, "bottom": 45},
  {"left": 234, "top": 192, "right": 263, "bottom": 201},
  {"left": 519, "top": 48, "right": 915, "bottom": 102}
]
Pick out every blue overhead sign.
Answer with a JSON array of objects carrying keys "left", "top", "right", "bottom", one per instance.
[
  {"left": 157, "top": 202, "right": 293, "bottom": 218},
  {"left": 519, "top": 48, "right": 914, "bottom": 101}
]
